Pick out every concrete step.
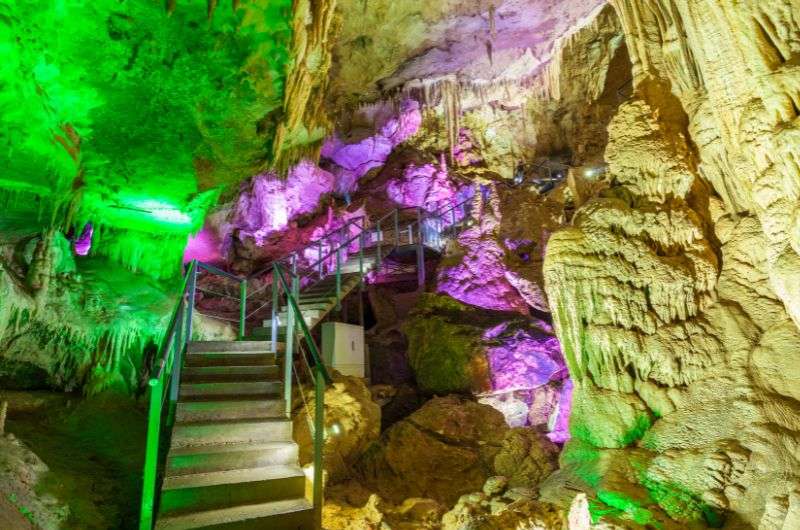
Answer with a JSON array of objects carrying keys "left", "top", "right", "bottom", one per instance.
[
  {"left": 182, "top": 365, "right": 280, "bottom": 383},
  {"left": 159, "top": 465, "right": 305, "bottom": 516},
  {"left": 263, "top": 308, "right": 323, "bottom": 326},
  {"left": 248, "top": 328, "right": 287, "bottom": 340},
  {"left": 166, "top": 441, "right": 299, "bottom": 477},
  {"left": 296, "top": 295, "right": 337, "bottom": 304},
  {"left": 155, "top": 498, "right": 313, "bottom": 530},
  {"left": 280, "top": 302, "right": 331, "bottom": 312},
  {"left": 171, "top": 419, "right": 293, "bottom": 448},
  {"left": 340, "top": 261, "right": 376, "bottom": 273},
  {"left": 185, "top": 352, "right": 276, "bottom": 368},
  {"left": 175, "top": 399, "right": 285, "bottom": 423},
  {"left": 305, "top": 273, "right": 361, "bottom": 286},
  {"left": 189, "top": 341, "right": 281, "bottom": 353},
  {"left": 262, "top": 319, "right": 318, "bottom": 333},
  {"left": 301, "top": 277, "right": 360, "bottom": 294},
  {"left": 180, "top": 381, "right": 283, "bottom": 400}
]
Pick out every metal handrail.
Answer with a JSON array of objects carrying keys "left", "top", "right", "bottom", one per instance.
[
  {"left": 302, "top": 217, "right": 367, "bottom": 274},
  {"left": 274, "top": 263, "right": 332, "bottom": 384},
  {"left": 246, "top": 216, "right": 367, "bottom": 281},
  {"left": 139, "top": 260, "right": 197, "bottom": 530},
  {"left": 274, "top": 261, "right": 329, "bottom": 527}
]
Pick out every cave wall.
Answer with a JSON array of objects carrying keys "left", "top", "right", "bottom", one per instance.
[{"left": 543, "top": 0, "right": 800, "bottom": 526}]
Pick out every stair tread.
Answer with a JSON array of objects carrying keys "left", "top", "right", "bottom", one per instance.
[
  {"left": 175, "top": 417, "right": 290, "bottom": 427},
  {"left": 162, "top": 464, "right": 305, "bottom": 490},
  {"left": 169, "top": 441, "right": 297, "bottom": 457},
  {"left": 178, "top": 394, "right": 283, "bottom": 409},
  {"left": 177, "top": 393, "right": 283, "bottom": 403},
  {"left": 155, "top": 498, "right": 312, "bottom": 529},
  {"left": 189, "top": 341, "right": 281, "bottom": 353},
  {"left": 181, "top": 381, "right": 281, "bottom": 388},
  {"left": 183, "top": 366, "right": 278, "bottom": 376}
]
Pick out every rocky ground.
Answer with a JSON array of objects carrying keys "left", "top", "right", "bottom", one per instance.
[{"left": 0, "top": 391, "right": 145, "bottom": 530}]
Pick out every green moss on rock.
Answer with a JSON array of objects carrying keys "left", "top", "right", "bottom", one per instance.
[{"left": 403, "top": 294, "right": 490, "bottom": 394}]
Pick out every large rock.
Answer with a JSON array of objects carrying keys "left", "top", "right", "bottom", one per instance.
[
  {"left": 403, "top": 294, "right": 565, "bottom": 396},
  {"left": 358, "top": 395, "right": 507, "bottom": 505},
  {"left": 440, "top": 477, "right": 602, "bottom": 530},
  {"left": 402, "top": 295, "right": 492, "bottom": 395},
  {"left": 358, "top": 395, "right": 561, "bottom": 507},
  {"left": 494, "top": 428, "right": 559, "bottom": 489},
  {"left": 292, "top": 371, "right": 381, "bottom": 484},
  {"left": 323, "top": 481, "right": 444, "bottom": 530}
]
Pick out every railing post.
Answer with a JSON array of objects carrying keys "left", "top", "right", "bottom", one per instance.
[
  {"left": 417, "top": 208, "right": 426, "bottom": 290},
  {"left": 318, "top": 240, "right": 323, "bottom": 279},
  {"left": 139, "top": 377, "right": 163, "bottom": 530},
  {"left": 393, "top": 209, "right": 399, "bottom": 248},
  {"left": 284, "top": 268, "right": 295, "bottom": 419},
  {"left": 186, "top": 262, "right": 197, "bottom": 343},
  {"left": 358, "top": 228, "right": 364, "bottom": 278},
  {"left": 168, "top": 302, "right": 184, "bottom": 408},
  {"left": 239, "top": 279, "right": 247, "bottom": 341},
  {"left": 376, "top": 221, "right": 382, "bottom": 268},
  {"left": 271, "top": 268, "right": 279, "bottom": 354},
  {"left": 335, "top": 243, "right": 342, "bottom": 311},
  {"left": 313, "top": 362, "right": 325, "bottom": 528}
]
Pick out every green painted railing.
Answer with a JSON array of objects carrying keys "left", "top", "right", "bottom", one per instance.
[
  {"left": 139, "top": 259, "right": 197, "bottom": 530},
  {"left": 273, "top": 262, "right": 331, "bottom": 525}
]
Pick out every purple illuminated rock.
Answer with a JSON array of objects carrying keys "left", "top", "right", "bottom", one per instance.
[
  {"left": 437, "top": 224, "right": 531, "bottom": 314},
  {"left": 322, "top": 99, "right": 422, "bottom": 194},
  {"left": 183, "top": 226, "right": 223, "bottom": 264},
  {"left": 73, "top": 223, "right": 93, "bottom": 256},
  {"left": 486, "top": 328, "right": 564, "bottom": 392},
  {"left": 387, "top": 156, "right": 458, "bottom": 212},
  {"left": 231, "top": 160, "right": 335, "bottom": 246}
]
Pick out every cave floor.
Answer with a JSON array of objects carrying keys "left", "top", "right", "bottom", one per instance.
[{"left": 5, "top": 392, "right": 146, "bottom": 530}]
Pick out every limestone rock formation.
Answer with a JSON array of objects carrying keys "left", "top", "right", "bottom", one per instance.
[
  {"left": 494, "top": 428, "right": 560, "bottom": 489},
  {"left": 292, "top": 371, "right": 381, "bottom": 484},
  {"left": 541, "top": 2, "right": 800, "bottom": 525},
  {"left": 358, "top": 395, "right": 559, "bottom": 507},
  {"left": 358, "top": 395, "right": 507, "bottom": 505}
]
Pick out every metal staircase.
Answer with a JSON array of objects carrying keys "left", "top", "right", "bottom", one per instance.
[
  {"left": 155, "top": 341, "right": 311, "bottom": 530},
  {"left": 137, "top": 197, "right": 475, "bottom": 530}
]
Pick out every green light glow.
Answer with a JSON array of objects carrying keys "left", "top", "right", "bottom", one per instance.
[{"left": 1, "top": 0, "right": 294, "bottom": 277}]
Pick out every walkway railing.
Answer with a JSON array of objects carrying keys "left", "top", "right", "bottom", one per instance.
[
  {"left": 138, "top": 260, "right": 196, "bottom": 530},
  {"left": 138, "top": 196, "right": 476, "bottom": 529}
]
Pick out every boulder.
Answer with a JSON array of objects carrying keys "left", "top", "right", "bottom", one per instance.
[
  {"left": 293, "top": 371, "right": 381, "bottom": 483},
  {"left": 441, "top": 476, "right": 569, "bottom": 530},
  {"left": 358, "top": 395, "right": 507, "bottom": 505},
  {"left": 403, "top": 295, "right": 492, "bottom": 394},
  {"left": 358, "top": 395, "right": 562, "bottom": 508},
  {"left": 494, "top": 428, "right": 559, "bottom": 489}
]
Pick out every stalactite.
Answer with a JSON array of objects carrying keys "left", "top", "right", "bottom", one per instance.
[
  {"left": 488, "top": 2, "right": 497, "bottom": 41},
  {"left": 441, "top": 78, "right": 462, "bottom": 165},
  {"left": 271, "top": 0, "right": 340, "bottom": 174},
  {"left": 207, "top": 0, "right": 218, "bottom": 19}
]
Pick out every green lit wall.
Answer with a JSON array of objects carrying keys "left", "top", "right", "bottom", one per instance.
[{"left": 0, "top": 0, "right": 294, "bottom": 277}]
